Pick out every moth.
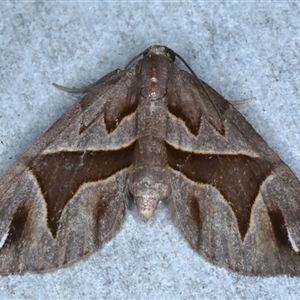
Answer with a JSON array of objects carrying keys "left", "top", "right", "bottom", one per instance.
[{"left": 1, "top": 45, "right": 300, "bottom": 276}]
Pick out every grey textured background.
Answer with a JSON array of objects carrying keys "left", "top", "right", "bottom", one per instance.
[{"left": 1, "top": 1, "right": 300, "bottom": 299}]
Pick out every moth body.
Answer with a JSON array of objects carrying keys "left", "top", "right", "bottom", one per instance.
[{"left": 129, "top": 46, "right": 172, "bottom": 219}]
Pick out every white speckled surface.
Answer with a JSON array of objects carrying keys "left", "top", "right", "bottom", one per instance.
[{"left": 1, "top": 2, "right": 300, "bottom": 299}]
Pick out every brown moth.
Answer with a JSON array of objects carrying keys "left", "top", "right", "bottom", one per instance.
[{"left": 1, "top": 45, "right": 300, "bottom": 276}]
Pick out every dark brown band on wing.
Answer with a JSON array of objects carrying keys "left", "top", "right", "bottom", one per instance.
[
  {"left": 166, "top": 142, "right": 272, "bottom": 240},
  {"left": 167, "top": 72, "right": 228, "bottom": 136},
  {"left": 168, "top": 94, "right": 202, "bottom": 136},
  {"left": 30, "top": 142, "right": 135, "bottom": 239},
  {"left": 2, "top": 205, "right": 30, "bottom": 248},
  {"left": 104, "top": 85, "right": 139, "bottom": 133},
  {"left": 268, "top": 207, "right": 290, "bottom": 248}
]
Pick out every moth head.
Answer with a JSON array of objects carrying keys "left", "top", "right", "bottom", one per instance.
[
  {"left": 124, "top": 45, "right": 176, "bottom": 70},
  {"left": 144, "top": 45, "right": 176, "bottom": 62}
]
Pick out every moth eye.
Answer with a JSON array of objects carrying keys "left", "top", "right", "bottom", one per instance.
[{"left": 164, "top": 47, "right": 176, "bottom": 62}]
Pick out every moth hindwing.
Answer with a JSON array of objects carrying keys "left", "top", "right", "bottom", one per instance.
[{"left": 0, "top": 45, "right": 300, "bottom": 276}]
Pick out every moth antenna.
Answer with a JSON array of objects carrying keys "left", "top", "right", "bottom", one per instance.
[
  {"left": 230, "top": 97, "right": 256, "bottom": 105},
  {"left": 52, "top": 70, "right": 120, "bottom": 93},
  {"left": 124, "top": 46, "right": 151, "bottom": 69},
  {"left": 52, "top": 47, "right": 151, "bottom": 94},
  {"left": 176, "top": 52, "right": 255, "bottom": 114}
]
